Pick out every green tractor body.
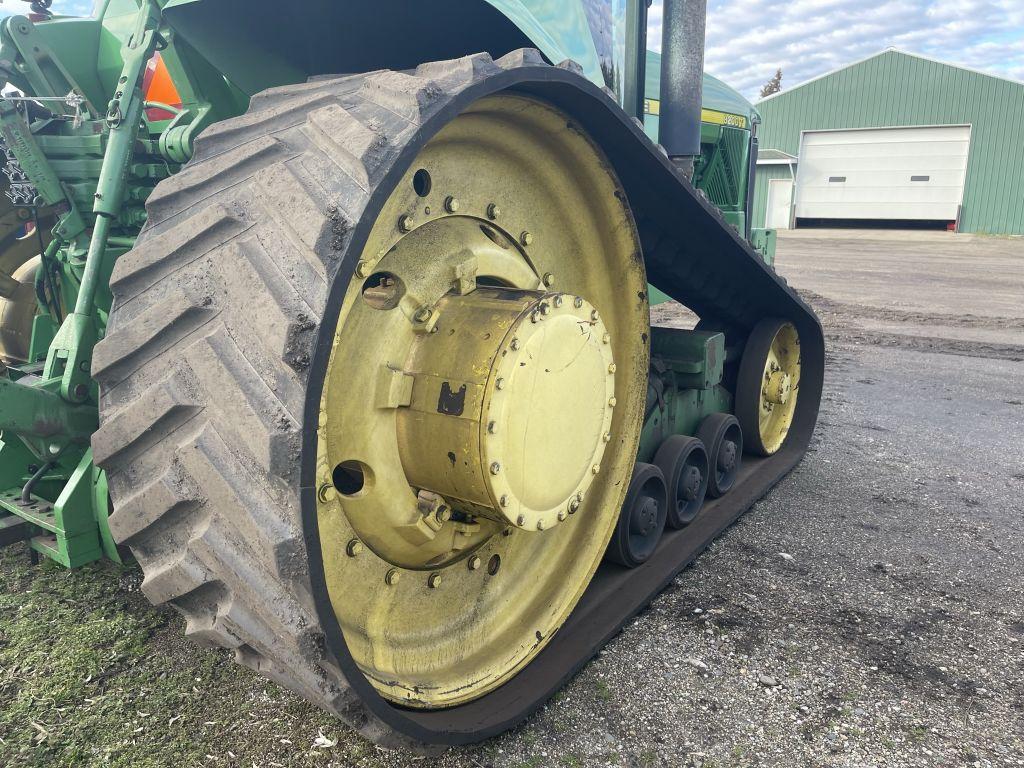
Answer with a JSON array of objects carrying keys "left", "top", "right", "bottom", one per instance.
[{"left": 0, "top": 0, "right": 821, "bottom": 747}]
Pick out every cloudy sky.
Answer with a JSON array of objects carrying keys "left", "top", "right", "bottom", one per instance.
[
  {"left": 650, "top": 0, "right": 1024, "bottom": 99},
  {"left": 4, "top": 0, "right": 1023, "bottom": 100}
]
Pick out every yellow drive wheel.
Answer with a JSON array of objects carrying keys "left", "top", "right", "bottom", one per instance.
[
  {"left": 316, "top": 94, "right": 650, "bottom": 708},
  {"left": 735, "top": 318, "right": 802, "bottom": 456}
]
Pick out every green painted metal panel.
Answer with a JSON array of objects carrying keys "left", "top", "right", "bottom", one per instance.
[
  {"left": 645, "top": 50, "right": 756, "bottom": 122},
  {"left": 751, "top": 50, "right": 1024, "bottom": 235}
]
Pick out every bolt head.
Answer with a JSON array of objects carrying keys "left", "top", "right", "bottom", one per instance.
[
  {"left": 520, "top": 231, "right": 533, "bottom": 246},
  {"left": 499, "top": 494, "right": 509, "bottom": 507},
  {"left": 435, "top": 505, "right": 451, "bottom": 524},
  {"left": 496, "top": 377, "right": 506, "bottom": 390},
  {"left": 516, "top": 514, "right": 526, "bottom": 526},
  {"left": 445, "top": 196, "right": 460, "bottom": 213},
  {"left": 540, "top": 303, "right": 551, "bottom": 316},
  {"left": 385, "top": 569, "right": 401, "bottom": 586},
  {"left": 536, "top": 520, "right": 545, "bottom": 531},
  {"left": 542, "top": 272, "right": 555, "bottom": 287},
  {"left": 414, "top": 306, "right": 432, "bottom": 323},
  {"left": 510, "top": 337, "right": 520, "bottom": 351},
  {"left": 573, "top": 296, "right": 584, "bottom": 309},
  {"left": 608, "top": 363, "right": 617, "bottom": 374},
  {"left": 608, "top": 396, "right": 617, "bottom": 408},
  {"left": 346, "top": 539, "right": 363, "bottom": 557},
  {"left": 591, "top": 309, "right": 600, "bottom": 321},
  {"left": 603, "top": 431, "right": 612, "bottom": 443},
  {"left": 592, "top": 464, "right": 601, "bottom": 475},
  {"left": 399, "top": 214, "right": 415, "bottom": 232},
  {"left": 490, "top": 462, "right": 501, "bottom": 475},
  {"left": 487, "top": 421, "right": 497, "bottom": 434},
  {"left": 468, "top": 555, "right": 482, "bottom": 570},
  {"left": 558, "top": 510, "right": 568, "bottom": 521},
  {"left": 602, "top": 333, "right": 611, "bottom": 344},
  {"left": 569, "top": 498, "right": 581, "bottom": 513},
  {"left": 553, "top": 295, "right": 564, "bottom": 308},
  {"left": 317, "top": 483, "right": 336, "bottom": 503},
  {"left": 487, "top": 203, "right": 501, "bottom": 220},
  {"left": 427, "top": 572, "right": 442, "bottom": 589},
  {"left": 355, "top": 260, "right": 370, "bottom": 278}
]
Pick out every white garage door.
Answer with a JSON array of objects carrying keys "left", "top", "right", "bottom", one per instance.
[{"left": 795, "top": 126, "right": 971, "bottom": 221}]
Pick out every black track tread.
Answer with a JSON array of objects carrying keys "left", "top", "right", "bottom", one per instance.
[{"left": 92, "top": 51, "right": 527, "bottom": 749}]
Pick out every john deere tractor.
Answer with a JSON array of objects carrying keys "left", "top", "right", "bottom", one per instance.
[{"left": 0, "top": 0, "right": 822, "bottom": 748}]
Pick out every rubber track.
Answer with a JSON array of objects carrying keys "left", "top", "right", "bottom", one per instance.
[{"left": 94, "top": 50, "right": 824, "bottom": 749}]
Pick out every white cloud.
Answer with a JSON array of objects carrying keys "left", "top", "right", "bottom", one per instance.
[{"left": 648, "top": 0, "right": 1024, "bottom": 98}]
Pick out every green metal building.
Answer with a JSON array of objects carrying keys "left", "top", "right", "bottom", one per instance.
[{"left": 751, "top": 49, "right": 1024, "bottom": 235}]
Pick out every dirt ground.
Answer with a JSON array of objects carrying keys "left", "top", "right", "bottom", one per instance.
[{"left": 1, "top": 230, "right": 1022, "bottom": 768}]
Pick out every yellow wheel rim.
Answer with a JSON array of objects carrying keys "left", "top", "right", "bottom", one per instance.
[
  {"left": 316, "top": 94, "right": 649, "bottom": 708},
  {"left": 756, "top": 322, "right": 801, "bottom": 455}
]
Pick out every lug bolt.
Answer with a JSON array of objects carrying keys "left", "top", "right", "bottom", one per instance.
[
  {"left": 444, "top": 196, "right": 460, "bottom": 213},
  {"left": 553, "top": 295, "right": 564, "bottom": 308},
  {"left": 468, "top": 555, "right": 482, "bottom": 570},
  {"left": 520, "top": 231, "right": 533, "bottom": 246},
  {"left": 573, "top": 296, "right": 584, "bottom": 308},
  {"left": 608, "top": 363, "right": 617, "bottom": 374},
  {"left": 317, "top": 483, "right": 336, "bottom": 503},
  {"left": 542, "top": 272, "right": 555, "bottom": 287},
  {"left": 385, "top": 569, "right": 401, "bottom": 586},
  {"left": 346, "top": 539, "right": 363, "bottom": 557},
  {"left": 569, "top": 498, "right": 581, "bottom": 513},
  {"left": 490, "top": 462, "right": 501, "bottom": 475},
  {"left": 399, "top": 214, "right": 415, "bottom": 232},
  {"left": 427, "top": 572, "right": 442, "bottom": 589},
  {"left": 540, "top": 303, "right": 551, "bottom": 316},
  {"left": 516, "top": 514, "right": 526, "bottom": 526},
  {"left": 499, "top": 494, "right": 509, "bottom": 507},
  {"left": 487, "top": 203, "right": 501, "bottom": 220}
]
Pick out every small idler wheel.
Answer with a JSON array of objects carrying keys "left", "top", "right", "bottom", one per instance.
[
  {"left": 605, "top": 462, "right": 668, "bottom": 568},
  {"left": 697, "top": 413, "right": 743, "bottom": 498},
  {"left": 735, "top": 318, "right": 802, "bottom": 456},
  {"left": 653, "top": 435, "right": 709, "bottom": 528}
]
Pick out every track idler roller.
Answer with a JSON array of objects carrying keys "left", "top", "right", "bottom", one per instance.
[
  {"left": 654, "top": 435, "right": 709, "bottom": 528},
  {"left": 736, "top": 318, "right": 802, "bottom": 456},
  {"left": 605, "top": 462, "right": 668, "bottom": 568},
  {"left": 696, "top": 412, "right": 742, "bottom": 498}
]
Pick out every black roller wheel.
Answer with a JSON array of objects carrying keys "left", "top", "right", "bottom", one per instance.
[
  {"left": 653, "top": 435, "right": 709, "bottom": 528},
  {"left": 696, "top": 413, "right": 743, "bottom": 498},
  {"left": 605, "top": 462, "right": 668, "bottom": 568}
]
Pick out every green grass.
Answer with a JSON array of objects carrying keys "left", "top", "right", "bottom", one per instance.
[{"left": 0, "top": 547, "right": 394, "bottom": 767}]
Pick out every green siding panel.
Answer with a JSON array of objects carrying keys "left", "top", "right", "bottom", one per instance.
[
  {"left": 751, "top": 165, "right": 794, "bottom": 229},
  {"left": 752, "top": 50, "right": 1024, "bottom": 235}
]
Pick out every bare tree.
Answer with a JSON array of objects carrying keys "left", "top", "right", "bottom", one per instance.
[{"left": 759, "top": 69, "right": 783, "bottom": 98}]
